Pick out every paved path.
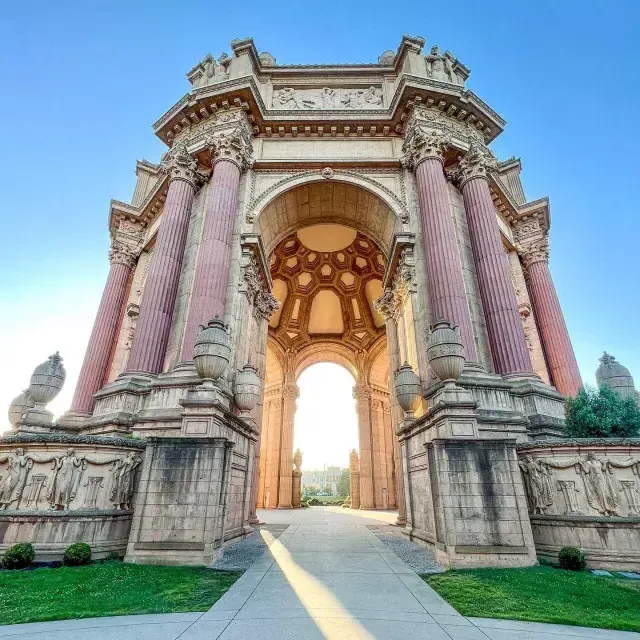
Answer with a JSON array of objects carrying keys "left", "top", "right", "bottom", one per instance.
[{"left": 1, "top": 507, "right": 638, "bottom": 639}]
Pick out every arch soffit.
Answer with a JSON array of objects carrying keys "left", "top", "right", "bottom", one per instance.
[
  {"left": 251, "top": 174, "right": 408, "bottom": 256},
  {"left": 293, "top": 342, "right": 357, "bottom": 382}
]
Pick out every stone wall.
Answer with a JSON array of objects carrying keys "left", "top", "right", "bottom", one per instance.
[
  {"left": 0, "top": 433, "right": 146, "bottom": 561},
  {"left": 125, "top": 436, "right": 245, "bottom": 566},
  {"left": 517, "top": 440, "right": 640, "bottom": 570}
]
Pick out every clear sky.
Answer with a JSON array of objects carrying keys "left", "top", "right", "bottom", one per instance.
[{"left": 1, "top": 1, "right": 639, "bottom": 442}]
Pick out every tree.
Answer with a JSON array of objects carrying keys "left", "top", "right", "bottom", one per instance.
[
  {"left": 564, "top": 386, "right": 640, "bottom": 438},
  {"left": 336, "top": 469, "right": 350, "bottom": 497},
  {"left": 304, "top": 486, "right": 318, "bottom": 496}
]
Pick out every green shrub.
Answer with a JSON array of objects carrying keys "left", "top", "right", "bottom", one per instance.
[
  {"left": 565, "top": 386, "right": 640, "bottom": 438},
  {"left": 558, "top": 547, "right": 586, "bottom": 571},
  {"left": 63, "top": 543, "right": 92, "bottom": 567},
  {"left": 2, "top": 543, "right": 35, "bottom": 570}
]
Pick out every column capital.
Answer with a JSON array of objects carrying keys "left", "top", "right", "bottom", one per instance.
[
  {"left": 208, "top": 128, "right": 254, "bottom": 172},
  {"left": 160, "top": 142, "right": 199, "bottom": 186},
  {"left": 282, "top": 383, "right": 299, "bottom": 400},
  {"left": 373, "top": 289, "right": 398, "bottom": 322},
  {"left": 108, "top": 239, "right": 138, "bottom": 269},
  {"left": 352, "top": 384, "right": 372, "bottom": 401},
  {"left": 455, "top": 141, "right": 498, "bottom": 187},
  {"left": 517, "top": 235, "right": 549, "bottom": 269},
  {"left": 401, "top": 123, "right": 451, "bottom": 171}
]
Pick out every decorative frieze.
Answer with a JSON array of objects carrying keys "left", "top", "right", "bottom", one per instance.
[
  {"left": 271, "top": 86, "right": 383, "bottom": 110},
  {"left": 518, "top": 448, "right": 640, "bottom": 517},
  {"left": 0, "top": 446, "right": 143, "bottom": 512}
]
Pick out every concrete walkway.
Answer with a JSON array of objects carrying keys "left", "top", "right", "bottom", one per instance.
[{"left": 1, "top": 507, "right": 639, "bottom": 639}]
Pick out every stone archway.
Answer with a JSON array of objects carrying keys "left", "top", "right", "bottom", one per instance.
[{"left": 253, "top": 180, "right": 404, "bottom": 512}]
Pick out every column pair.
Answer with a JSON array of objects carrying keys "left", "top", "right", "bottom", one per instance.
[{"left": 403, "top": 124, "right": 532, "bottom": 376}]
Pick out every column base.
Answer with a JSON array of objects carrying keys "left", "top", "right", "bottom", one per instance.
[
  {"left": 248, "top": 515, "right": 264, "bottom": 525},
  {"left": 393, "top": 516, "right": 408, "bottom": 527}
]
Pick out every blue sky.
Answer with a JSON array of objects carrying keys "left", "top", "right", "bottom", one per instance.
[{"left": 1, "top": 0, "right": 639, "bottom": 426}]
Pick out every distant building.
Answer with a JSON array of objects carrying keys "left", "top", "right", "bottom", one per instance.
[{"left": 302, "top": 466, "right": 345, "bottom": 494}]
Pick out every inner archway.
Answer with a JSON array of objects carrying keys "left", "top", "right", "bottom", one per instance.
[
  {"left": 256, "top": 200, "right": 402, "bottom": 511},
  {"left": 294, "top": 362, "right": 358, "bottom": 499}
]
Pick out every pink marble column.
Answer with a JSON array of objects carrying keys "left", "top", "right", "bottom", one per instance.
[
  {"left": 521, "top": 239, "right": 582, "bottom": 396},
  {"left": 354, "top": 383, "right": 375, "bottom": 509},
  {"left": 411, "top": 138, "right": 478, "bottom": 362},
  {"left": 69, "top": 246, "right": 135, "bottom": 413},
  {"left": 180, "top": 159, "right": 241, "bottom": 361},
  {"left": 278, "top": 382, "right": 298, "bottom": 508},
  {"left": 458, "top": 144, "right": 533, "bottom": 375},
  {"left": 126, "top": 148, "right": 198, "bottom": 374}
]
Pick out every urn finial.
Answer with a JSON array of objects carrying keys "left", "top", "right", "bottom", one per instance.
[
  {"left": 233, "top": 363, "right": 261, "bottom": 419},
  {"left": 426, "top": 319, "right": 465, "bottom": 385},
  {"left": 394, "top": 363, "right": 422, "bottom": 419},
  {"left": 193, "top": 317, "right": 231, "bottom": 388}
]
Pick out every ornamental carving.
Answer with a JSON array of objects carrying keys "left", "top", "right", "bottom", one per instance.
[
  {"left": 517, "top": 235, "right": 549, "bottom": 269},
  {"left": 518, "top": 449, "right": 640, "bottom": 517},
  {"left": 272, "top": 86, "right": 383, "bottom": 110},
  {"left": 254, "top": 291, "right": 279, "bottom": 321},
  {"left": 109, "top": 239, "right": 139, "bottom": 269},
  {"left": 208, "top": 128, "right": 254, "bottom": 172},
  {"left": 455, "top": 141, "right": 498, "bottom": 186},
  {"left": 408, "top": 105, "right": 486, "bottom": 146},
  {"left": 401, "top": 125, "right": 450, "bottom": 170},
  {"left": 425, "top": 45, "right": 468, "bottom": 86},
  {"left": 373, "top": 290, "right": 398, "bottom": 322},
  {"left": 187, "top": 53, "right": 230, "bottom": 89},
  {"left": 160, "top": 143, "right": 199, "bottom": 185},
  {"left": 0, "top": 446, "right": 143, "bottom": 512}
]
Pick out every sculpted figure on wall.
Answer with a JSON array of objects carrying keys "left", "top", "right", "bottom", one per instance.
[
  {"left": 0, "top": 448, "right": 34, "bottom": 509},
  {"left": 47, "top": 448, "right": 84, "bottom": 510},
  {"left": 578, "top": 453, "right": 619, "bottom": 516},
  {"left": 425, "top": 46, "right": 468, "bottom": 86},
  {"left": 272, "top": 86, "right": 383, "bottom": 109},
  {"left": 188, "top": 53, "right": 230, "bottom": 89},
  {"left": 110, "top": 452, "right": 143, "bottom": 510},
  {"left": 519, "top": 454, "right": 554, "bottom": 514}
]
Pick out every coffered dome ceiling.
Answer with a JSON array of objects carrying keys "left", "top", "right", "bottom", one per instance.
[{"left": 269, "top": 224, "right": 386, "bottom": 352}]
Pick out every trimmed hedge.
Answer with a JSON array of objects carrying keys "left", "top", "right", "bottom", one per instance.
[
  {"left": 2, "top": 543, "right": 35, "bottom": 570},
  {"left": 63, "top": 543, "right": 92, "bottom": 567},
  {"left": 559, "top": 546, "right": 586, "bottom": 571}
]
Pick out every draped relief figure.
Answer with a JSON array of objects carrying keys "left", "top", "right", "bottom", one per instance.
[
  {"left": 47, "top": 448, "right": 84, "bottom": 510},
  {"left": 110, "top": 452, "right": 143, "bottom": 510},
  {"left": 0, "top": 449, "right": 34, "bottom": 509},
  {"left": 577, "top": 453, "right": 619, "bottom": 516},
  {"left": 519, "top": 454, "right": 554, "bottom": 514}
]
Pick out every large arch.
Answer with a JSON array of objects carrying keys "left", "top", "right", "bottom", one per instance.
[
  {"left": 255, "top": 178, "right": 402, "bottom": 512},
  {"left": 254, "top": 179, "right": 404, "bottom": 258}
]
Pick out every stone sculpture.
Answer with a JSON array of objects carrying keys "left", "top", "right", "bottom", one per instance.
[
  {"left": 110, "top": 452, "right": 142, "bottom": 510},
  {"left": 426, "top": 320, "right": 465, "bottom": 383},
  {"left": 47, "top": 448, "right": 84, "bottom": 510},
  {"left": 0, "top": 448, "right": 34, "bottom": 509},
  {"left": 578, "top": 452, "right": 619, "bottom": 516},
  {"left": 188, "top": 54, "right": 230, "bottom": 89},
  {"left": 272, "top": 86, "right": 383, "bottom": 109},
  {"left": 519, "top": 454, "right": 554, "bottom": 514},
  {"left": 193, "top": 318, "right": 231, "bottom": 387}
]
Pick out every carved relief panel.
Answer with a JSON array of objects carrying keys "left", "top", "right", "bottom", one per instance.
[{"left": 272, "top": 86, "right": 384, "bottom": 110}]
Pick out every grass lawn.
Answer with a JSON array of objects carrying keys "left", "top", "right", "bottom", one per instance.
[
  {"left": 426, "top": 566, "right": 640, "bottom": 633},
  {"left": 0, "top": 562, "right": 241, "bottom": 625}
]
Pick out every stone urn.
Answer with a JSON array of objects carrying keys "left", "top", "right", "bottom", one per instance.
[
  {"left": 29, "top": 352, "right": 66, "bottom": 408},
  {"left": 194, "top": 318, "right": 231, "bottom": 386},
  {"left": 233, "top": 364, "right": 260, "bottom": 418},
  {"left": 8, "top": 389, "right": 34, "bottom": 430},
  {"left": 426, "top": 320, "right": 465, "bottom": 383},
  {"left": 394, "top": 363, "right": 422, "bottom": 418},
  {"left": 293, "top": 448, "right": 303, "bottom": 472}
]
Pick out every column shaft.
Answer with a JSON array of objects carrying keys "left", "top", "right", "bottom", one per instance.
[
  {"left": 70, "top": 259, "right": 132, "bottom": 413},
  {"left": 126, "top": 177, "right": 195, "bottom": 374},
  {"left": 461, "top": 177, "right": 533, "bottom": 375},
  {"left": 277, "top": 384, "right": 298, "bottom": 508},
  {"left": 355, "top": 385, "right": 375, "bottom": 509},
  {"left": 527, "top": 260, "right": 582, "bottom": 396},
  {"left": 415, "top": 159, "right": 478, "bottom": 361},
  {"left": 180, "top": 160, "right": 240, "bottom": 360}
]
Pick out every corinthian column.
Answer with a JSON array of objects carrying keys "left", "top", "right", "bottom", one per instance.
[
  {"left": 278, "top": 382, "right": 299, "bottom": 508},
  {"left": 374, "top": 290, "right": 407, "bottom": 525},
  {"left": 457, "top": 143, "right": 533, "bottom": 376},
  {"left": 353, "top": 383, "right": 374, "bottom": 509},
  {"left": 402, "top": 126, "right": 478, "bottom": 362},
  {"left": 69, "top": 241, "right": 137, "bottom": 414},
  {"left": 519, "top": 237, "right": 582, "bottom": 396},
  {"left": 126, "top": 144, "right": 199, "bottom": 374},
  {"left": 180, "top": 130, "right": 253, "bottom": 360}
]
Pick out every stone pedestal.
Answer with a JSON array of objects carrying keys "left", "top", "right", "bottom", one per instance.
[
  {"left": 277, "top": 383, "right": 298, "bottom": 509},
  {"left": 350, "top": 473, "right": 361, "bottom": 510},
  {"left": 292, "top": 470, "right": 302, "bottom": 508},
  {"left": 354, "top": 384, "right": 375, "bottom": 509}
]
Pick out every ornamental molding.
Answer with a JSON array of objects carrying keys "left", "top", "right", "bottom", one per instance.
[
  {"left": 401, "top": 124, "right": 450, "bottom": 171},
  {"left": 373, "top": 290, "right": 397, "bottom": 322},
  {"left": 245, "top": 168, "right": 409, "bottom": 224},
  {"left": 517, "top": 234, "right": 549, "bottom": 269},
  {"left": 271, "top": 86, "right": 384, "bottom": 110},
  {"left": 238, "top": 234, "right": 278, "bottom": 321},
  {"left": 405, "top": 105, "right": 486, "bottom": 148},
  {"left": 453, "top": 141, "right": 498, "bottom": 187},
  {"left": 159, "top": 142, "right": 199, "bottom": 186},
  {"left": 208, "top": 126, "right": 254, "bottom": 172},
  {"left": 254, "top": 291, "right": 279, "bottom": 321}
]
